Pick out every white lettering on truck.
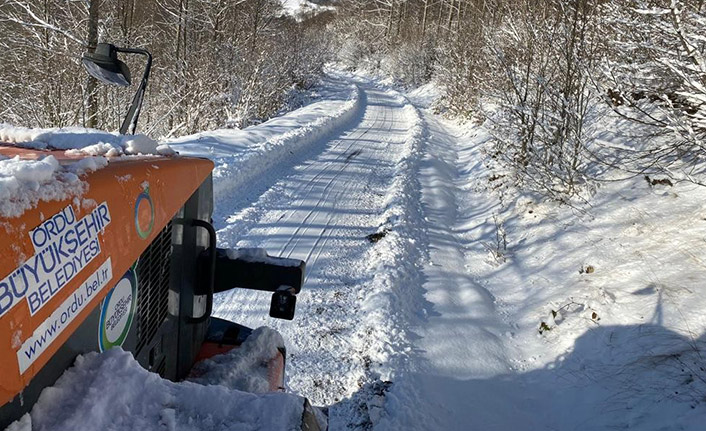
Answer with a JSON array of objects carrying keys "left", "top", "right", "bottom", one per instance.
[
  {"left": 0, "top": 203, "right": 111, "bottom": 318},
  {"left": 17, "top": 258, "right": 113, "bottom": 374}
]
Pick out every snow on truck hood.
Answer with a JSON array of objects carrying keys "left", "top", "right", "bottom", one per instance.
[
  {"left": 0, "top": 124, "right": 174, "bottom": 156},
  {"left": 0, "top": 124, "right": 176, "bottom": 219}
]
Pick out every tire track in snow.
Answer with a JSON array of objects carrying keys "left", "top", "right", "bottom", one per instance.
[
  {"left": 278, "top": 105, "right": 388, "bottom": 261},
  {"left": 211, "top": 81, "right": 414, "bottom": 408},
  {"left": 272, "top": 127, "right": 370, "bottom": 257},
  {"left": 212, "top": 83, "right": 367, "bottom": 244}
]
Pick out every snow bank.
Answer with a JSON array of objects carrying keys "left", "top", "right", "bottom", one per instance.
[
  {"left": 189, "top": 326, "right": 284, "bottom": 394},
  {"left": 328, "top": 96, "right": 430, "bottom": 429},
  {"left": 0, "top": 124, "right": 174, "bottom": 156},
  {"left": 212, "top": 84, "right": 361, "bottom": 202},
  {"left": 358, "top": 101, "right": 427, "bottom": 376},
  {"left": 0, "top": 155, "right": 106, "bottom": 219},
  {"left": 8, "top": 348, "right": 307, "bottom": 431},
  {"left": 170, "top": 80, "right": 363, "bottom": 221},
  {"left": 405, "top": 83, "right": 441, "bottom": 109}
]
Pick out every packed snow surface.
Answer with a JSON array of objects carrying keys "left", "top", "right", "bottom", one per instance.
[{"left": 8, "top": 72, "right": 706, "bottom": 430}]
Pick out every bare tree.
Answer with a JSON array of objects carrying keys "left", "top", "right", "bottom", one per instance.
[
  {"left": 86, "top": 0, "right": 100, "bottom": 128},
  {"left": 0, "top": 0, "right": 332, "bottom": 137}
]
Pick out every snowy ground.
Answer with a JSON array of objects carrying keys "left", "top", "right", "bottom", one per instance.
[
  {"left": 174, "top": 72, "right": 706, "bottom": 429},
  {"left": 8, "top": 71, "right": 706, "bottom": 430},
  {"left": 8, "top": 330, "right": 311, "bottom": 431}
]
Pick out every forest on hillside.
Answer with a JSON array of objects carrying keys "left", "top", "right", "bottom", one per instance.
[
  {"left": 333, "top": 0, "right": 705, "bottom": 197},
  {"left": 1, "top": 0, "right": 704, "bottom": 197},
  {"left": 0, "top": 0, "right": 332, "bottom": 135}
]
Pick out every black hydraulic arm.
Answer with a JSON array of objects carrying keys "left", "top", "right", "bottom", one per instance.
[{"left": 212, "top": 248, "right": 305, "bottom": 294}]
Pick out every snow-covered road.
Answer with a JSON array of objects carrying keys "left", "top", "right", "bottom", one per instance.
[
  {"left": 204, "top": 75, "right": 518, "bottom": 429},
  {"left": 200, "top": 74, "right": 706, "bottom": 430},
  {"left": 211, "top": 80, "right": 420, "bottom": 410},
  {"left": 11, "top": 72, "right": 706, "bottom": 431}
]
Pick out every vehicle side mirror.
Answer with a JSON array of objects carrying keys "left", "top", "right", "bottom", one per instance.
[{"left": 270, "top": 286, "right": 296, "bottom": 320}]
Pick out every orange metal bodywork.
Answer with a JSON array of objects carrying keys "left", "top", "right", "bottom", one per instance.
[{"left": 0, "top": 145, "right": 213, "bottom": 405}]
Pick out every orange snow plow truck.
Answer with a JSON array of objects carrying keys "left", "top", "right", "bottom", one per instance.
[{"left": 0, "top": 43, "right": 320, "bottom": 429}]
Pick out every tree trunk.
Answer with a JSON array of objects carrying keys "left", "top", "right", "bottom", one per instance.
[
  {"left": 86, "top": 0, "right": 99, "bottom": 128},
  {"left": 447, "top": 0, "right": 455, "bottom": 31},
  {"left": 421, "top": 0, "right": 429, "bottom": 39},
  {"left": 435, "top": 0, "right": 444, "bottom": 38},
  {"left": 385, "top": 1, "right": 395, "bottom": 40}
]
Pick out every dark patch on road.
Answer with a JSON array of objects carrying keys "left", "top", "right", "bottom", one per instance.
[
  {"left": 366, "top": 228, "right": 389, "bottom": 243},
  {"left": 345, "top": 149, "right": 363, "bottom": 162}
]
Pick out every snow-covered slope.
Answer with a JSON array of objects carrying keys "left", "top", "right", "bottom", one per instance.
[{"left": 373, "top": 93, "right": 706, "bottom": 430}]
